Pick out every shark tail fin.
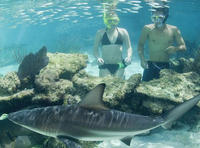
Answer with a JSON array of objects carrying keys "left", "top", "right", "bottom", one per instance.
[{"left": 162, "top": 94, "right": 200, "bottom": 129}]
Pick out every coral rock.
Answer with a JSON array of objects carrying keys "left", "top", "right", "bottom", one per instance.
[
  {"left": 0, "top": 72, "right": 20, "bottom": 96},
  {"left": 0, "top": 89, "right": 34, "bottom": 113},
  {"left": 45, "top": 52, "right": 88, "bottom": 80},
  {"left": 72, "top": 70, "right": 141, "bottom": 108},
  {"left": 136, "top": 69, "right": 200, "bottom": 114}
]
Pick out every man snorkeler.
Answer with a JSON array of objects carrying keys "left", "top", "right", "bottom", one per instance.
[
  {"left": 93, "top": 12, "right": 132, "bottom": 79},
  {"left": 138, "top": 5, "right": 186, "bottom": 81}
]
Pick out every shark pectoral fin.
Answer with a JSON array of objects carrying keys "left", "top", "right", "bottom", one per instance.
[
  {"left": 121, "top": 136, "right": 132, "bottom": 146},
  {"left": 80, "top": 83, "right": 109, "bottom": 110},
  {"left": 57, "top": 136, "right": 82, "bottom": 148}
]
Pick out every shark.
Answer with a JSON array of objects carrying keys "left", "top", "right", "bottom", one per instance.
[{"left": 5, "top": 83, "right": 200, "bottom": 147}]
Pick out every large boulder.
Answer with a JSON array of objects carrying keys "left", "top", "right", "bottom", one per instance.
[
  {"left": 33, "top": 53, "right": 88, "bottom": 104},
  {"left": 0, "top": 72, "right": 20, "bottom": 96},
  {"left": 0, "top": 89, "right": 34, "bottom": 113},
  {"left": 0, "top": 52, "right": 88, "bottom": 112},
  {"left": 43, "top": 137, "right": 99, "bottom": 148},
  {"left": 33, "top": 79, "right": 75, "bottom": 104},
  {"left": 72, "top": 70, "right": 141, "bottom": 110},
  {"left": 45, "top": 52, "right": 88, "bottom": 80},
  {"left": 170, "top": 58, "right": 194, "bottom": 73},
  {"left": 170, "top": 50, "right": 200, "bottom": 74},
  {"left": 135, "top": 69, "right": 200, "bottom": 114}
]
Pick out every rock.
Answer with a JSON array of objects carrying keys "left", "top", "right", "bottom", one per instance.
[
  {"left": 103, "top": 74, "right": 141, "bottom": 108},
  {"left": 0, "top": 52, "right": 143, "bottom": 148},
  {"left": 0, "top": 117, "right": 46, "bottom": 148},
  {"left": 13, "top": 136, "right": 32, "bottom": 148},
  {"left": 33, "top": 79, "right": 74, "bottom": 104},
  {"left": 193, "top": 50, "right": 200, "bottom": 74},
  {"left": 0, "top": 89, "right": 34, "bottom": 113},
  {"left": 135, "top": 69, "right": 200, "bottom": 114},
  {"left": 63, "top": 94, "right": 81, "bottom": 105},
  {"left": 72, "top": 70, "right": 141, "bottom": 109},
  {"left": 33, "top": 52, "right": 88, "bottom": 104},
  {"left": 17, "top": 46, "right": 49, "bottom": 86},
  {"left": 170, "top": 58, "right": 194, "bottom": 73},
  {"left": 43, "top": 138, "right": 66, "bottom": 148},
  {"left": 72, "top": 70, "right": 106, "bottom": 97},
  {"left": 45, "top": 52, "right": 88, "bottom": 80},
  {"left": 0, "top": 53, "right": 88, "bottom": 112},
  {"left": 35, "top": 68, "right": 60, "bottom": 92},
  {"left": 0, "top": 72, "right": 20, "bottom": 96},
  {"left": 170, "top": 50, "right": 200, "bottom": 75},
  {"left": 43, "top": 137, "right": 99, "bottom": 148}
]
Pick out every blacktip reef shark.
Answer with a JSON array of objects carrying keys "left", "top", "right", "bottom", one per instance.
[{"left": 2, "top": 83, "right": 200, "bottom": 147}]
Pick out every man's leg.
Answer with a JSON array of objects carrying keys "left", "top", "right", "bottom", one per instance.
[{"left": 142, "top": 68, "right": 155, "bottom": 81}]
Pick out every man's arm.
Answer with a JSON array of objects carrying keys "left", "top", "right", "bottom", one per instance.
[
  {"left": 122, "top": 29, "right": 132, "bottom": 63},
  {"left": 165, "top": 27, "right": 186, "bottom": 54},
  {"left": 138, "top": 26, "right": 149, "bottom": 68},
  {"left": 174, "top": 27, "right": 186, "bottom": 51}
]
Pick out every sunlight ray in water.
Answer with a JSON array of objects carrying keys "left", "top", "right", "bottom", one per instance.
[{"left": 0, "top": 0, "right": 144, "bottom": 28}]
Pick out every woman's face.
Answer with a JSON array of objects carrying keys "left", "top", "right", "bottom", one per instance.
[{"left": 104, "top": 16, "right": 119, "bottom": 29}]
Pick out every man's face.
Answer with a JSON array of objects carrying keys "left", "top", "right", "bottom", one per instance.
[{"left": 151, "top": 11, "right": 165, "bottom": 28}]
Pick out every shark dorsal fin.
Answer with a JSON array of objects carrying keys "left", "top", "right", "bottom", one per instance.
[{"left": 80, "top": 83, "right": 108, "bottom": 110}]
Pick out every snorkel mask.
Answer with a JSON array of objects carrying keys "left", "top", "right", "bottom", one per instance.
[
  {"left": 103, "top": 13, "right": 120, "bottom": 29},
  {"left": 151, "top": 14, "right": 165, "bottom": 28},
  {"left": 151, "top": 5, "right": 169, "bottom": 28}
]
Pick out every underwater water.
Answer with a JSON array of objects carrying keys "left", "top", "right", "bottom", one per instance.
[{"left": 0, "top": 0, "right": 200, "bottom": 148}]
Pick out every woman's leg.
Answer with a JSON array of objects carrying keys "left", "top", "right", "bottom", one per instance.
[
  {"left": 99, "top": 68, "right": 112, "bottom": 77},
  {"left": 115, "top": 68, "right": 125, "bottom": 79}
]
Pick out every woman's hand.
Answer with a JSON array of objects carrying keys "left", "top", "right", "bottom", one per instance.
[{"left": 97, "top": 58, "right": 104, "bottom": 65}]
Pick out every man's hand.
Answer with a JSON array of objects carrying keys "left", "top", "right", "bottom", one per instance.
[
  {"left": 125, "top": 57, "right": 132, "bottom": 65},
  {"left": 165, "top": 46, "right": 177, "bottom": 54},
  {"left": 97, "top": 58, "right": 104, "bottom": 65},
  {"left": 141, "top": 60, "right": 148, "bottom": 69}
]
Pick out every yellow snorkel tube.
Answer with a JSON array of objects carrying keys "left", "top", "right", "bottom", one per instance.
[
  {"left": 103, "top": 13, "right": 120, "bottom": 29},
  {"left": 102, "top": 0, "right": 120, "bottom": 29}
]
